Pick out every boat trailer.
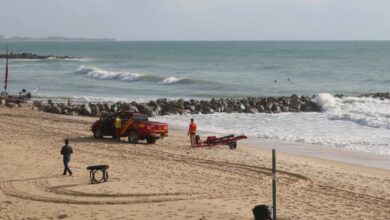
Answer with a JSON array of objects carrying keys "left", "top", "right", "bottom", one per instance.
[{"left": 195, "top": 134, "right": 247, "bottom": 149}]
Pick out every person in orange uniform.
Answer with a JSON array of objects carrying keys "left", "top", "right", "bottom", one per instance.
[
  {"left": 187, "top": 118, "right": 197, "bottom": 147},
  {"left": 114, "top": 115, "right": 122, "bottom": 141}
]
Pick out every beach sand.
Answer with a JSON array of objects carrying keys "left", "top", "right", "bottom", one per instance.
[{"left": 0, "top": 106, "right": 389, "bottom": 220}]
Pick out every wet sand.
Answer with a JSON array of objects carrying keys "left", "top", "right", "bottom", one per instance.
[
  {"left": 244, "top": 138, "right": 390, "bottom": 170},
  {"left": 0, "top": 106, "right": 389, "bottom": 219}
]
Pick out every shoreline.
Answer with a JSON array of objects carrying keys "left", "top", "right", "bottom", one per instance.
[
  {"left": 5, "top": 96, "right": 390, "bottom": 169},
  {"left": 170, "top": 125, "right": 390, "bottom": 171},
  {"left": 245, "top": 138, "right": 390, "bottom": 173},
  {"left": 0, "top": 106, "right": 389, "bottom": 219}
]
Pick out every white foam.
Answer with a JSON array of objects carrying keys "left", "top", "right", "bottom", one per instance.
[
  {"left": 158, "top": 76, "right": 184, "bottom": 85},
  {"left": 325, "top": 94, "right": 390, "bottom": 129},
  {"left": 75, "top": 66, "right": 142, "bottom": 82},
  {"left": 153, "top": 95, "right": 390, "bottom": 156},
  {"left": 64, "top": 57, "right": 95, "bottom": 62},
  {"left": 33, "top": 95, "right": 148, "bottom": 104},
  {"left": 47, "top": 57, "right": 94, "bottom": 61}
]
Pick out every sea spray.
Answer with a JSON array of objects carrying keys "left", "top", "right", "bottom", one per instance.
[{"left": 314, "top": 93, "right": 338, "bottom": 111}]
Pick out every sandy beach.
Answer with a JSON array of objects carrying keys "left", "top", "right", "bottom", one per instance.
[{"left": 0, "top": 106, "right": 389, "bottom": 220}]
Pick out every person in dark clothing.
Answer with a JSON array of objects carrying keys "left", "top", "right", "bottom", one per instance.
[{"left": 60, "top": 139, "right": 73, "bottom": 176}]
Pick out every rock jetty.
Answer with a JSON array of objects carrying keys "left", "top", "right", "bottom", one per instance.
[
  {"left": 19, "top": 92, "right": 388, "bottom": 117},
  {"left": 0, "top": 52, "right": 76, "bottom": 60},
  {"left": 29, "top": 95, "right": 322, "bottom": 117}
]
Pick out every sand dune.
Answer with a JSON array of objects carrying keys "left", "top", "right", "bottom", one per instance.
[{"left": 0, "top": 106, "right": 389, "bottom": 219}]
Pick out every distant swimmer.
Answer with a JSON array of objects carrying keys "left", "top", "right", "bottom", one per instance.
[
  {"left": 288, "top": 78, "right": 290, "bottom": 81},
  {"left": 187, "top": 118, "right": 197, "bottom": 147},
  {"left": 274, "top": 79, "right": 277, "bottom": 83},
  {"left": 60, "top": 139, "right": 73, "bottom": 176}
]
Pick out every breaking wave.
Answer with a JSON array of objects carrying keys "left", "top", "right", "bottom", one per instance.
[
  {"left": 158, "top": 76, "right": 186, "bottom": 85},
  {"left": 315, "top": 93, "right": 390, "bottom": 129},
  {"left": 75, "top": 66, "right": 205, "bottom": 86},
  {"left": 46, "top": 57, "right": 94, "bottom": 62},
  {"left": 314, "top": 93, "right": 338, "bottom": 111},
  {"left": 75, "top": 66, "right": 142, "bottom": 82}
]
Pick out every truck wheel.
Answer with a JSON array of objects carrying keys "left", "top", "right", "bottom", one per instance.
[
  {"left": 93, "top": 130, "right": 103, "bottom": 139},
  {"left": 128, "top": 131, "right": 139, "bottom": 144},
  {"left": 146, "top": 135, "right": 156, "bottom": 144},
  {"left": 228, "top": 142, "right": 237, "bottom": 150}
]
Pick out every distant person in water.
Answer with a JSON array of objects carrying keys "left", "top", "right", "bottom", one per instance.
[
  {"left": 60, "top": 139, "right": 73, "bottom": 176},
  {"left": 187, "top": 118, "right": 197, "bottom": 147}
]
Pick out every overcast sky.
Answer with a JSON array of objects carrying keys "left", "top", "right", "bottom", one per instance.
[{"left": 1, "top": 0, "right": 389, "bottom": 41}]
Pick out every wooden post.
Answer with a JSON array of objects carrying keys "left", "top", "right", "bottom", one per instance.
[{"left": 272, "top": 149, "right": 277, "bottom": 220}]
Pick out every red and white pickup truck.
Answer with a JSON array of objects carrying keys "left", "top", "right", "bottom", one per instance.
[{"left": 91, "top": 111, "right": 168, "bottom": 144}]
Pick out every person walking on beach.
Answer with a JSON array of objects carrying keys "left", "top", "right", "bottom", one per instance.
[
  {"left": 114, "top": 115, "right": 122, "bottom": 141},
  {"left": 60, "top": 139, "right": 73, "bottom": 176},
  {"left": 187, "top": 118, "right": 197, "bottom": 147}
]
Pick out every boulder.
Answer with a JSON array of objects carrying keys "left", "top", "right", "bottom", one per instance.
[
  {"left": 52, "top": 104, "right": 62, "bottom": 114},
  {"left": 281, "top": 106, "right": 289, "bottom": 112},
  {"left": 272, "top": 105, "right": 281, "bottom": 113},
  {"left": 160, "top": 102, "right": 183, "bottom": 115},
  {"left": 79, "top": 104, "right": 92, "bottom": 116},
  {"left": 265, "top": 100, "right": 273, "bottom": 111},
  {"left": 32, "top": 100, "right": 42, "bottom": 109},
  {"left": 257, "top": 105, "right": 265, "bottom": 112},
  {"left": 97, "top": 103, "right": 105, "bottom": 112},
  {"left": 44, "top": 104, "right": 61, "bottom": 114},
  {"left": 68, "top": 110, "right": 79, "bottom": 116},
  {"left": 6, "top": 103, "right": 17, "bottom": 108},
  {"left": 136, "top": 103, "right": 153, "bottom": 116},
  {"left": 301, "top": 104, "right": 313, "bottom": 112},
  {"left": 89, "top": 103, "right": 100, "bottom": 116},
  {"left": 156, "top": 98, "right": 167, "bottom": 105},
  {"left": 248, "top": 107, "right": 259, "bottom": 114},
  {"left": 111, "top": 103, "right": 119, "bottom": 113},
  {"left": 103, "top": 103, "right": 112, "bottom": 112},
  {"left": 61, "top": 108, "right": 69, "bottom": 115},
  {"left": 240, "top": 104, "right": 246, "bottom": 111}
]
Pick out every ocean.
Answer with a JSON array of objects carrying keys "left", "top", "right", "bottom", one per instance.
[{"left": 1, "top": 41, "right": 389, "bottom": 160}]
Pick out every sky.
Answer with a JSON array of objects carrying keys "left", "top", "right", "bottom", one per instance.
[{"left": 0, "top": 0, "right": 390, "bottom": 41}]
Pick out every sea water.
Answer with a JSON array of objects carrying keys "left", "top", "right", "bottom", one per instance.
[{"left": 0, "top": 41, "right": 389, "bottom": 160}]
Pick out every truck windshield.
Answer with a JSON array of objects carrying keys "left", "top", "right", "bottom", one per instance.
[{"left": 133, "top": 114, "right": 148, "bottom": 121}]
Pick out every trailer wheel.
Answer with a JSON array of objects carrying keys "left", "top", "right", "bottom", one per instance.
[
  {"left": 146, "top": 135, "right": 156, "bottom": 144},
  {"left": 228, "top": 142, "right": 237, "bottom": 150},
  {"left": 195, "top": 135, "right": 200, "bottom": 144},
  {"left": 93, "top": 130, "right": 103, "bottom": 139},
  {"left": 128, "top": 131, "right": 139, "bottom": 144}
]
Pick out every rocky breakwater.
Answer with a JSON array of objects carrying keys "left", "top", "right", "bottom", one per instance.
[
  {"left": 0, "top": 52, "right": 76, "bottom": 60},
  {"left": 32, "top": 94, "right": 323, "bottom": 117}
]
